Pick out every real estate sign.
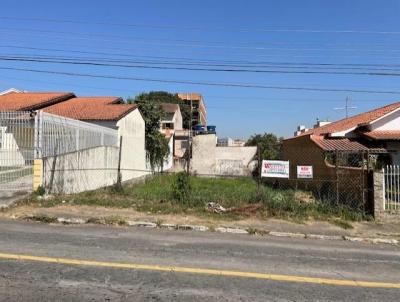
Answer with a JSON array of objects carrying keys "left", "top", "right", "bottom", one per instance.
[
  {"left": 297, "top": 165, "right": 313, "bottom": 179},
  {"left": 261, "top": 160, "right": 290, "bottom": 178}
]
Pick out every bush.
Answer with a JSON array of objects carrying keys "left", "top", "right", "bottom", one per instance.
[
  {"left": 34, "top": 185, "right": 46, "bottom": 196},
  {"left": 171, "top": 172, "right": 191, "bottom": 204}
]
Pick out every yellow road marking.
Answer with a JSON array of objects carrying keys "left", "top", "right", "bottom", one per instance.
[{"left": 0, "top": 252, "right": 399, "bottom": 288}]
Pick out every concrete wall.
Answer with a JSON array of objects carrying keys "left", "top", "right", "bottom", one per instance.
[
  {"left": 373, "top": 171, "right": 400, "bottom": 222},
  {"left": 370, "top": 110, "right": 400, "bottom": 131},
  {"left": 163, "top": 136, "right": 174, "bottom": 171},
  {"left": 0, "top": 130, "right": 25, "bottom": 166},
  {"left": 43, "top": 146, "right": 119, "bottom": 194},
  {"left": 282, "top": 135, "right": 334, "bottom": 179},
  {"left": 190, "top": 134, "right": 256, "bottom": 176},
  {"left": 116, "top": 109, "right": 148, "bottom": 180}
]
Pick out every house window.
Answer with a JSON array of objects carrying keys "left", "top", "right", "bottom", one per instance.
[{"left": 162, "top": 123, "right": 174, "bottom": 130}]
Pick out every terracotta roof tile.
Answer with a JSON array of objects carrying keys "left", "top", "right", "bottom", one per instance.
[
  {"left": 297, "top": 102, "right": 400, "bottom": 137},
  {"left": 43, "top": 97, "right": 137, "bottom": 121},
  {"left": 361, "top": 130, "right": 400, "bottom": 140},
  {"left": 311, "top": 136, "right": 386, "bottom": 152},
  {"left": 161, "top": 103, "right": 179, "bottom": 113},
  {"left": 0, "top": 92, "right": 74, "bottom": 111}
]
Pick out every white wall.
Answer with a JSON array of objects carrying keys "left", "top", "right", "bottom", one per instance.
[
  {"left": 370, "top": 110, "right": 400, "bottom": 131},
  {"left": 116, "top": 109, "right": 148, "bottom": 180},
  {"left": 174, "top": 107, "right": 183, "bottom": 131},
  {"left": 162, "top": 136, "right": 174, "bottom": 171},
  {"left": 43, "top": 146, "right": 119, "bottom": 194},
  {"left": 191, "top": 134, "right": 257, "bottom": 176},
  {"left": 0, "top": 128, "right": 25, "bottom": 166}
]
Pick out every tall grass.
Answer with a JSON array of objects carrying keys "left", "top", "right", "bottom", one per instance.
[{"left": 29, "top": 174, "right": 369, "bottom": 222}]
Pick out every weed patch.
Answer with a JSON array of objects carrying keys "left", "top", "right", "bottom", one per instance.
[{"left": 20, "top": 174, "right": 369, "bottom": 224}]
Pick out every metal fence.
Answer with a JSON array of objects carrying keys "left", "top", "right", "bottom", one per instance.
[
  {"left": 383, "top": 165, "right": 400, "bottom": 212},
  {"left": 0, "top": 110, "right": 119, "bottom": 195},
  {"left": 36, "top": 111, "right": 119, "bottom": 158},
  {"left": 0, "top": 111, "right": 34, "bottom": 192},
  {"left": 262, "top": 150, "right": 379, "bottom": 212}
]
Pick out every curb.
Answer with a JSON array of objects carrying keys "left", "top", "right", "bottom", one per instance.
[{"left": 20, "top": 215, "right": 399, "bottom": 246}]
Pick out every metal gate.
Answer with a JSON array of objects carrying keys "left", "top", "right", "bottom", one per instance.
[
  {"left": 383, "top": 165, "right": 400, "bottom": 212},
  {"left": 0, "top": 111, "right": 35, "bottom": 195}
]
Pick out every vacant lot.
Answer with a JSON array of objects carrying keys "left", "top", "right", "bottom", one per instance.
[{"left": 19, "top": 174, "right": 370, "bottom": 227}]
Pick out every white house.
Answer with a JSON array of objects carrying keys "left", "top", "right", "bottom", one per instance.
[
  {"left": 43, "top": 96, "right": 147, "bottom": 180},
  {"left": 283, "top": 101, "right": 400, "bottom": 166},
  {"left": 0, "top": 88, "right": 24, "bottom": 95},
  {"left": 159, "top": 103, "right": 184, "bottom": 171}
]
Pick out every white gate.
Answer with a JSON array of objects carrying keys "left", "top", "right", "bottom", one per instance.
[
  {"left": 0, "top": 111, "right": 35, "bottom": 193},
  {"left": 383, "top": 165, "right": 400, "bottom": 211}
]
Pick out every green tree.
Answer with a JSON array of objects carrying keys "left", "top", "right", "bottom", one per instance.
[
  {"left": 128, "top": 93, "right": 170, "bottom": 171},
  {"left": 130, "top": 91, "right": 191, "bottom": 129},
  {"left": 245, "top": 133, "right": 283, "bottom": 160}
]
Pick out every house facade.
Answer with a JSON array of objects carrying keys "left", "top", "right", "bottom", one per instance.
[
  {"left": 177, "top": 93, "right": 207, "bottom": 129},
  {"left": 160, "top": 103, "right": 183, "bottom": 136},
  {"left": 43, "top": 96, "right": 147, "bottom": 180},
  {"left": 283, "top": 102, "right": 400, "bottom": 173}
]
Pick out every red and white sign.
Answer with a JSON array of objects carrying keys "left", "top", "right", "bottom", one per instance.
[
  {"left": 297, "top": 166, "right": 313, "bottom": 179},
  {"left": 261, "top": 160, "right": 290, "bottom": 178}
]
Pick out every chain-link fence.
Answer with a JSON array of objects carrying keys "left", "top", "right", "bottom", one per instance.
[{"left": 260, "top": 149, "right": 385, "bottom": 213}]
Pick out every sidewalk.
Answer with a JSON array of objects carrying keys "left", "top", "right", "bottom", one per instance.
[{"left": 2, "top": 204, "right": 400, "bottom": 243}]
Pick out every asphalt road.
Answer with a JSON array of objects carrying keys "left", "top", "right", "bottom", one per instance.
[{"left": 0, "top": 219, "right": 399, "bottom": 301}]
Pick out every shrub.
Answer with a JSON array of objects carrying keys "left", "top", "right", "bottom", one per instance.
[
  {"left": 171, "top": 172, "right": 191, "bottom": 204},
  {"left": 34, "top": 185, "right": 46, "bottom": 196}
]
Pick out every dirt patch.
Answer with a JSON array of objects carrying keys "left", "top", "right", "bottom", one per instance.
[{"left": 230, "top": 203, "right": 263, "bottom": 215}]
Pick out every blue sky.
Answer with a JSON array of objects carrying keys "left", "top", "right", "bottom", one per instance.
[{"left": 1, "top": 0, "right": 400, "bottom": 138}]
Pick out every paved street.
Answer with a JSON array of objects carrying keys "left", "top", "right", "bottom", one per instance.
[{"left": 0, "top": 219, "right": 399, "bottom": 301}]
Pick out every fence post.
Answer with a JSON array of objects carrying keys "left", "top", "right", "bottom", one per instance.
[
  {"left": 48, "top": 139, "right": 60, "bottom": 194},
  {"left": 34, "top": 110, "right": 43, "bottom": 159},
  {"left": 257, "top": 144, "right": 262, "bottom": 191},
  {"left": 361, "top": 150, "right": 365, "bottom": 211},
  {"left": 335, "top": 149, "right": 339, "bottom": 205},
  {"left": 116, "top": 136, "right": 123, "bottom": 189}
]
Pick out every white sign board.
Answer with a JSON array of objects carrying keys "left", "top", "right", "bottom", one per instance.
[
  {"left": 297, "top": 166, "right": 313, "bottom": 179},
  {"left": 261, "top": 160, "right": 290, "bottom": 178}
]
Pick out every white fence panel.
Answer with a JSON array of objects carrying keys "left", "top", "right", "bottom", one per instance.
[
  {"left": 36, "top": 111, "right": 119, "bottom": 158},
  {"left": 383, "top": 165, "right": 400, "bottom": 211},
  {"left": 0, "top": 111, "right": 34, "bottom": 192}
]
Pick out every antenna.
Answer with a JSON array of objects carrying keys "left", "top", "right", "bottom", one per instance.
[{"left": 334, "top": 96, "right": 357, "bottom": 118}]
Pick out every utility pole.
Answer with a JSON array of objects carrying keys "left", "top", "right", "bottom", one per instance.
[
  {"left": 186, "top": 93, "right": 193, "bottom": 175},
  {"left": 334, "top": 96, "right": 357, "bottom": 118}
]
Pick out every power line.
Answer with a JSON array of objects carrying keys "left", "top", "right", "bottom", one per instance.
[
  {"left": 4, "top": 42, "right": 400, "bottom": 63},
  {"left": 2, "top": 27, "right": 400, "bottom": 53},
  {"left": 2, "top": 52, "right": 400, "bottom": 72},
  {"left": 2, "top": 66, "right": 400, "bottom": 94},
  {"left": 2, "top": 73, "right": 395, "bottom": 104},
  {"left": 3, "top": 45, "right": 400, "bottom": 69},
  {"left": 3, "top": 55, "right": 400, "bottom": 77},
  {"left": 1, "top": 16, "right": 400, "bottom": 35},
  {"left": 3, "top": 27, "right": 400, "bottom": 53}
]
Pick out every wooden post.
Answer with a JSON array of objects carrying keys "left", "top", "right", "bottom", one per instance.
[
  {"left": 257, "top": 145, "right": 262, "bottom": 192},
  {"left": 186, "top": 97, "right": 193, "bottom": 175},
  {"left": 335, "top": 149, "right": 339, "bottom": 205},
  {"left": 116, "top": 136, "right": 123, "bottom": 189},
  {"left": 48, "top": 139, "right": 60, "bottom": 193}
]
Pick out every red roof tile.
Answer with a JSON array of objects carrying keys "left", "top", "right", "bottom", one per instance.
[
  {"left": 311, "top": 136, "right": 386, "bottom": 152},
  {"left": 361, "top": 130, "right": 400, "bottom": 140},
  {"left": 43, "top": 97, "right": 137, "bottom": 121},
  {"left": 298, "top": 102, "right": 400, "bottom": 137},
  {"left": 0, "top": 92, "right": 74, "bottom": 111},
  {"left": 161, "top": 103, "right": 179, "bottom": 113}
]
